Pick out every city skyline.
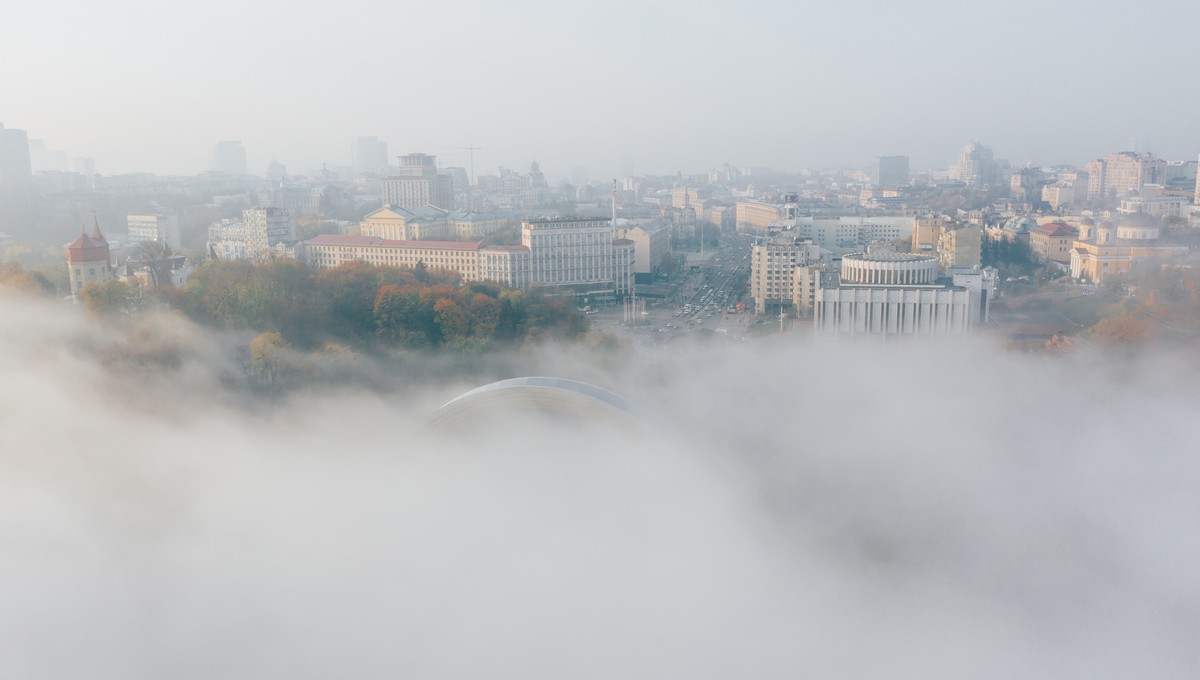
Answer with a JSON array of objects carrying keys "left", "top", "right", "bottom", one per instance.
[{"left": 4, "top": 0, "right": 1197, "bottom": 178}]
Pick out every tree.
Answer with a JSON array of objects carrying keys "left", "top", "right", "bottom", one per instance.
[
  {"left": 433, "top": 297, "right": 469, "bottom": 340},
  {"left": 246, "top": 332, "right": 301, "bottom": 390},
  {"left": 81, "top": 279, "right": 131, "bottom": 316},
  {"left": 133, "top": 240, "right": 174, "bottom": 291}
]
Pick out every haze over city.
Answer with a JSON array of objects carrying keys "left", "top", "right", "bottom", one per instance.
[
  {"left": 4, "top": 0, "right": 1198, "bottom": 177},
  {"left": 4, "top": 0, "right": 1200, "bottom": 676}
]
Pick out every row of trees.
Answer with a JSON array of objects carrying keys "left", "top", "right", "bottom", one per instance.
[
  {"left": 169, "top": 259, "right": 587, "bottom": 351},
  {"left": 0, "top": 261, "right": 55, "bottom": 295}
]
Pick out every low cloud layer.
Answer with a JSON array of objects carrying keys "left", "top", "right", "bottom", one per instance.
[{"left": 1, "top": 294, "right": 1197, "bottom": 679}]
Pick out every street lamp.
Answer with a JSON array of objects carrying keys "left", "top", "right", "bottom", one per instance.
[{"left": 778, "top": 310, "right": 787, "bottom": 333}]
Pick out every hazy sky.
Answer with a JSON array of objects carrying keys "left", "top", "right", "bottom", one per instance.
[{"left": 3, "top": 0, "right": 1197, "bottom": 179}]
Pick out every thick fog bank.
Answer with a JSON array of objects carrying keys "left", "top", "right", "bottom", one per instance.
[{"left": 1, "top": 296, "right": 1197, "bottom": 678}]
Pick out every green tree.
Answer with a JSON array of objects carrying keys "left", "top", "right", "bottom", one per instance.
[{"left": 81, "top": 279, "right": 131, "bottom": 315}]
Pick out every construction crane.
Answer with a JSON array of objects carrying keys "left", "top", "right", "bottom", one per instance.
[{"left": 447, "top": 145, "right": 483, "bottom": 187}]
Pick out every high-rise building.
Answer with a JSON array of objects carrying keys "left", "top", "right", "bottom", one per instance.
[
  {"left": 381, "top": 153, "right": 455, "bottom": 211},
  {"left": 0, "top": 123, "right": 32, "bottom": 185},
  {"left": 872, "top": 156, "right": 910, "bottom": 188},
  {"left": 127, "top": 213, "right": 180, "bottom": 249},
  {"left": 213, "top": 141, "right": 248, "bottom": 175},
  {"left": 243, "top": 207, "right": 295, "bottom": 261},
  {"left": 351, "top": 136, "right": 389, "bottom": 176},
  {"left": 954, "top": 143, "right": 997, "bottom": 186},
  {"left": 1194, "top": 153, "right": 1200, "bottom": 207},
  {"left": 1084, "top": 151, "right": 1165, "bottom": 202}
]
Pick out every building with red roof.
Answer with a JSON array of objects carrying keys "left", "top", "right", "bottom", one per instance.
[{"left": 65, "top": 221, "right": 113, "bottom": 297}]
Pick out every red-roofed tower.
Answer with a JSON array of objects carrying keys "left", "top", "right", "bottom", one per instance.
[{"left": 66, "top": 218, "right": 112, "bottom": 297}]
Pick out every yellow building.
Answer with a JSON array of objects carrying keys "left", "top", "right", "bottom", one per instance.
[
  {"left": 912, "top": 215, "right": 947, "bottom": 253},
  {"left": 1029, "top": 221, "right": 1078, "bottom": 263},
  {"left": 1069, "top": 217, "right": 1186, "bottom": 282},
  {"left": 735, "top": 200, "right": 782, "bottom": 234},
  {"left": 360, "top": 205, "right": 450, "bottom": 241}
]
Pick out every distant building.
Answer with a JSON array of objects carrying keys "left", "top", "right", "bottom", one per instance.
[
  {"left": 1069, "top": 215, "right": 1187, "bottom": 282},
  {"left": 813, "top": 246, "right": 996, "bottom": 337},
  {"left": 0, "top": 123, "right": 32, "bottom": 185},
  {"left": 66, "top": 222, "right": 113, "bottom": 297},
  {"left": 351, "top": 136, "right": 389, "bottom": 176},
  {"left": 127, "top": 213, "right": 180, "bottom": 249},
  {"left": 243, "top": 207, "right": 296, "bottom": 261},
  {"left": 1084, "top": 152, "right": 1165, "bottom": 202},
  {"left": 360, "top": 205, "right": 450, "bottom": 241},
  {"left": 213, "top": 141, "right": 247, "bottom": 175},
  {"left": 207, "top": 219, "right": 248, "bottom": 260},
  {"left": 954, "top": 142, "right": 997, "bottom": 186},
  {"left": 450, "top": 212, "right": 511, "bottom": 241},
  {"left": 1118, "top": 193, "right": 1186, "bottom": 219},
  {"left": 381, "top": 153, "right": 455, "bottom": 211},
  {"left": 615, "top": 219, "right": 671, "bottom": 281},
  {"left": 911, "top": 215, "right": 947, "bottom": 253},
  {"left": 521, "top": 217, "right": 632, "bottom": 296},
  {"left": 1028, "top": 221, "right": 1078, "bottom": 263},
  {"left": 750, "top": 235, "right": 829, "bottom": 314},
  {"left": 792, "top": 215, "right": 914, "bottom": 251},
  {"left": 872, "top": 156, "right": 910, "bottom": 188},
  {"left": 735, "top": 200, "right": 782, "bottom": 233},
  {"left": 1194, "top": 153, "right": 1200, "bottom": 206},
  {"left": 936, "top": 224, "right": 982, "bottom": 270},
  {"left": 301, "top": 235, "right": 531, "bottom": 290}
]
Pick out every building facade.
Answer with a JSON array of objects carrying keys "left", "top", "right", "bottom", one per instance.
[
  {"left": 351, "top": 136, "right": 389, "bottom": 176},
  {"left": 380, "top": 153, "right": 455, "bottom": 211},
  {"left": 812, "top": 247, "right": 995, "bottom": 337},
  {"left": 751, "top": 236, "right": 828, "bottom": 314},
  {"left": 66, "top": 223, "right": 113, "bottom": 297},
  {"left": 872, "top": 155, "right": 910, "bottom": 187},
  {"left": 1069, "top": 217, "right": 1187, "bottom": 282},
  {"left": 360, "top": 205, "right": 450, "bottom": 241},
  {"left": 1029, "top": 221, "right": 1079, "bottom": 263},
  {"left": 615, "top": 220, "right": 671, "bottom": 278},
  {"left": 521, "top": 217, "right": 632, "bottom": 295},
  {"left": 126, "top": 213, "right": 180, "bottom": 249},
  {"left": 244, "top": 207, "right": 296, "bottom": 261}
]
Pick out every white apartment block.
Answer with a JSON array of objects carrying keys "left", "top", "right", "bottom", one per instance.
[
  {"left": 521, "top": 217, "right": 633, "bottom": 295},
  {"left": 244, "top": 207, "right": 296, "bottom": 261},
  {"left": 792, "top": 216, "right": 914, "bottom": 251},
  {"left": 126, "top": 213, "right": 180, "bottom": 249},
  {"left": 750, "top": 237, "right": 828, "bottom": 314},
  {"left": 207, "top": 219, "right": 248, "bottom": 261}
]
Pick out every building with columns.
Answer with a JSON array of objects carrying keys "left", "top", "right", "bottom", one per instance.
[{"left": 812, "top": 244, "right": 996, "bottom": 337}]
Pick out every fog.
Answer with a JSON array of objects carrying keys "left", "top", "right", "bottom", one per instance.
[
  {"left": 1, "top": 292, "right": 1198, "bottom": 678},
  {"left": 5, "top": 0, "right": 1198, "bottom": 176}
]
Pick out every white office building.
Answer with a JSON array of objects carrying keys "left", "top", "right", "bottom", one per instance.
[
  {"left": 522, "top": 217, "right": 633, "bottom": 295},
  {"left": 126, "top": 213, "right": 180, "bottom": 249}
]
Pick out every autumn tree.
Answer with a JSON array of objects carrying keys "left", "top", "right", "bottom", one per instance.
[{"left": 81, "top": 279, "right": 132, "bottom": 316}]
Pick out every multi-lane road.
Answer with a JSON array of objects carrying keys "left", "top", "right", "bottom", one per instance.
[{"left": 592, "top": 232, "right": 757, "bottom": 346}]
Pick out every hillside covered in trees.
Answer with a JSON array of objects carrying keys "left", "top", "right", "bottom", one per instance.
[{"left": 167, "top": 260, "right": 588, "bottom": 352}]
